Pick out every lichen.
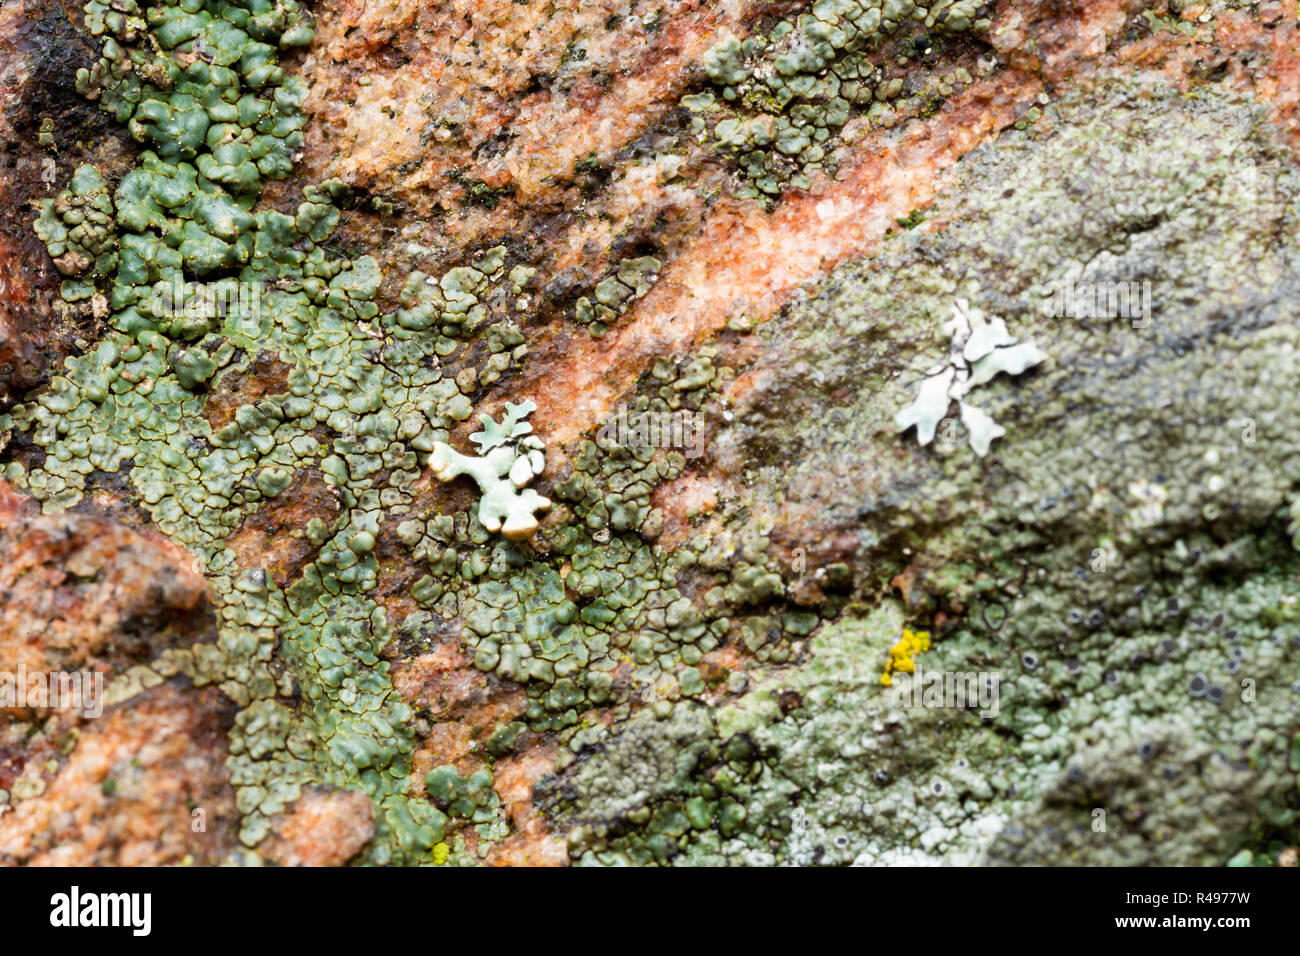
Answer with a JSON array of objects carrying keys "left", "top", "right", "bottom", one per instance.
[
  {"left": 895, "top": 297, "right": 1046, "bottom": 456},
  {"left": 8, "top": 1, "right": 1299, "bottom": 870},
  {"left": 2, "top": 0, "right": 538, "bottom": 863},
  {"left": 535, "top": 77, "right": 1300, "bottom": 866},
  {"left": 685, "top": 0, "right": 991, "bottom": 201},
  {"left": 881, "top": 627, "right": 930, "bottom": 686},
  {"left": 3, "top": 0, "right": 815, "bottom": 856},
  {"left": 572, "top": 256, "right": 662, "bottom": 337},
  {"left": 429, "top": 401, "right": 551, "bottom": 540}
]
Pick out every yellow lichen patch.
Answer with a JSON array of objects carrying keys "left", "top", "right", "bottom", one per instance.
[{"left": 881, "top": 628, "right": 931, "bottom": 686}]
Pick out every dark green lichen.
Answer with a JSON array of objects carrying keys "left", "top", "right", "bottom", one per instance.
[{"left": 685, "top": 0, "right": 991, "bottom": 202}]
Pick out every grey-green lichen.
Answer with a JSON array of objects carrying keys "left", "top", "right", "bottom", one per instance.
[
  {"left": 395, "top": 347, "right": 831, "bottom": 742},
  {"left": 536, "top": 77, "right": 1300, "bottom": 866},
  {"left": 9, "top": 2, "right": 1299, "bottom": 870},
  {"left": 573, "top": 256, "right": 662, "bottom": 337},
  {"left": 2, "top": 0, "right": 544, "bottom": 863},
  {"left": 685, "top": 0, "right": 991, "bottom": 200},
  {"left": 34, "top": 164, "right": 118, "bottom": 286},
  {"left": 5, "top": 0, "right": 829, "bottom": 862}
]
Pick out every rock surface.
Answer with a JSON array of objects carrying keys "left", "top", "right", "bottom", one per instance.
[{"left": 1, "top": 0, "right": 1298, "bottom": 866}]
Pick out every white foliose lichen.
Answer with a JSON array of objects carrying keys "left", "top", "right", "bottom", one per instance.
[
  {"left": 430, "top": 400, "right": 551, "bottom": 539},
  {"left": 895, "top": 298, "right": 1047, "bottom": 456}
]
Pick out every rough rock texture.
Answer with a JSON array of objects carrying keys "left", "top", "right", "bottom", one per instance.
[
  {"left": 0, "top": 490, "right": 214, "bottom": 674},
  {"left": 1, "top": 0, "right": 1299, "bottom": 866}
]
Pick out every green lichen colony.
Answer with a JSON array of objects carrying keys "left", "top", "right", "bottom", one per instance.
[{"left": 6, "top": 0, "right": 1300, "bottom": 868}]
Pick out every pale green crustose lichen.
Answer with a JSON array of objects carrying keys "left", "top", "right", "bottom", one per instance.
[
  {"left": 5, "top": 0, "right": 819, "bottom": 864},
  {"left": 2, "top": 0, "right": 539, "bottom": 863}
]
